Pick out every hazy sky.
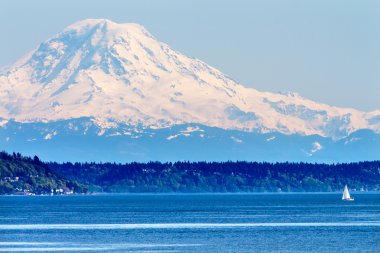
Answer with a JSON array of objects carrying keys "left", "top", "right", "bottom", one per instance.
[{"left": 1, "top": 0, "right": 379, "bottom": 111}]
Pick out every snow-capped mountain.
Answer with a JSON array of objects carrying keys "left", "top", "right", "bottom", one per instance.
[
  {"left": 1, "top": 18, "right": 379, "bottom": 138},
  {"left": 0, "top": 19, "right": 379, "bottom": 162}
]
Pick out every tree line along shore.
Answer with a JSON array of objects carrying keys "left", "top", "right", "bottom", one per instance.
[{"left": 1, "top": 151, "right": 379, "bottom": 194}]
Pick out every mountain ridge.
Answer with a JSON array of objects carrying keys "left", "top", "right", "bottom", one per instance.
[
  {"left": 0, "top": 19, "right": 379, "bottom": 162},
  {"left": 1, "top": 19, "right": 379, "bottom": 139}
]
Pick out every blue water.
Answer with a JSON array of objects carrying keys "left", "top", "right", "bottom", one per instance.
[{"left": 0, "top": 193, "right": 379, "bottom": 252}]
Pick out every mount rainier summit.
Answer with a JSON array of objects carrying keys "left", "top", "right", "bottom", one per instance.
[{"left": 0, "top": 19, "right": 379, "bottom": 162}]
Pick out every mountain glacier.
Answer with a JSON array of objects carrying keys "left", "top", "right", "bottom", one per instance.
[{"left": 0, "top": 19, "right": 379, "bottom": 162}]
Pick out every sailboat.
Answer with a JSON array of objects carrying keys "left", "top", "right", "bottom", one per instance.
[{"left": 342, "top": 185, "right": 354, "bottom": 201}]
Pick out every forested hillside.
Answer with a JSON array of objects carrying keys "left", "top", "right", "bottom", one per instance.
[
  {"left": 2, "top": 150, "right": 379, "bottom": 194},
  {"left": 49, "top": 161, "right": 380, "bottom": 193},
  {"left": 0, "top": 152, "right": 87, "bottom": 194}
]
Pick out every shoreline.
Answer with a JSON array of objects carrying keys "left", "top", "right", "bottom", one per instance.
[{"left": 1, "top": 191, "right": 380, "bottom": 197}]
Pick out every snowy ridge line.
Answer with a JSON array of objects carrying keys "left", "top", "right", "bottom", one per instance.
[{"left": 0, "top": 19, "right": 379, "bottom": 139}]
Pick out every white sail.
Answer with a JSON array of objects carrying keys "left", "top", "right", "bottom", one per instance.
[{"left": 342, "top": 185, "right": 354, "bottom": 201}]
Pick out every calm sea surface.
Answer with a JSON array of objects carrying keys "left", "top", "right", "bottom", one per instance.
[{"left": 0, "top": 193, "right": 379, "bottom": 252}]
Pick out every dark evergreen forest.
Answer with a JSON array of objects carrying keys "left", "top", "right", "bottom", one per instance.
[
  {"left": 49, "top": 160, "right": 380, "bottom": 193},
  {"left": 1, "top": 150, "right": 379, "bottom": 194}
]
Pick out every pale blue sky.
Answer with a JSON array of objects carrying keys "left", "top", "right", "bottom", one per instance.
[{"left": 1, "top": 0, "right": 379, "bottom": 111}]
